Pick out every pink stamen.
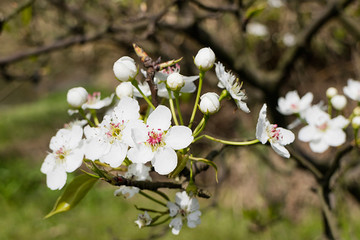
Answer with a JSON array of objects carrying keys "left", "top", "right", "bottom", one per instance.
[{"left": 147, "top": 130, "right": 163, "bottom": 146}]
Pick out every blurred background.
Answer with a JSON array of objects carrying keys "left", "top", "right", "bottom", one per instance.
[{"left": 1, "top": 0, "right": 360, "bottom": 239}]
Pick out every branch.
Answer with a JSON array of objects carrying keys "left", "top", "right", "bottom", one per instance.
[
  {"left": 0, "top": 29, "right": 108, "bottom": 66},
  {"left": 108, "top": 176, "right": 183, "bottom": 191},
  {"left": 189, "top": 0, "right": 238, "bottom": 13},
  {"left": 0, "top": 0, "right": 36, "bottom": 33}
]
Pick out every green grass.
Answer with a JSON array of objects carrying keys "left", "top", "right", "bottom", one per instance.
[{"left": 1, "top": 90, "right": 360, "bottom": 239}]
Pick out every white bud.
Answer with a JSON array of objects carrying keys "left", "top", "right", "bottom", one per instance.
[
  {"left": 354, "top": 107, "right": 360, "bottom": 116},
  {"left": 116, "top": 82, "right": 133, "bottom": 99},
  {"left": 194, "top": 47, "right": 215, "bottom": 71},
  {"left": 166, "top": 72, "right": 185, "bottom": 91},
  {"left": 331, "top": 95, "right": 347, "bottom": 110},
  {"left": 199, "top": 92, "right": 220, "bottom": 115},
  {"left": 67, "top": 87, "right": 88, "bottom": 108},
  {"left": 352, "top": 116, "right": 360, "bottom": 129},
  {"left": 113, "top": 56, "right": 137, "bottom": 82},
  {"left": 326, "top": 87, "right": 338, "bottom": 98}
]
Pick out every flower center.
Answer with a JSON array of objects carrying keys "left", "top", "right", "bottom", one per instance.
[
  {"left": 55, "top": 147, "right": 68, "bottom": 163},
  {"left": 146, "top": 128, "right": 165, "bottom": 151},
  {"left": 290, "top": 103, "right": 298, "bottom": 110},
  {"left": 317, "top": 122, "right": 328, "bottom": 131},
  {"left": 106, "top": 121, "right": 125, "bottom": 143},
  {"left": 268, "top": 124, "right": 282, "bottom": 141}
]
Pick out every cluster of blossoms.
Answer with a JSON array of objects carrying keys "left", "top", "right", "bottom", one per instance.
[
  {"left": 277, "top": 78, "right": 360, "bottom": 153},
  {"left": 42, "top": 45, "right": 297, "bottom": 235}
]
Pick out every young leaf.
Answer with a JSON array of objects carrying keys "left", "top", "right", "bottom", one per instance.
[{"left": 44, "top": 174, "right": 98, "bottom": 218}]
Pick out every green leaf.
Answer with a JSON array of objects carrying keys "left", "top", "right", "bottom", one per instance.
[
  {"left": 44, "top": 174, "right": 98, "bottom": 219},
  {"left": 245, "top": 3, "right": 266, "bottom": 20}
]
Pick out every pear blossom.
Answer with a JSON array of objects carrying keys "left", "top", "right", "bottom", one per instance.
[
  {"left": 282, "top": 33, "right": 296, "bottom": 47},
  {"left": 331, "top": 95, "right": 347, "bottom": 110},
  {"left": 256, "top": 104, "right": 295, "bottom": 158},
  {"left": 268, "top": 0, "right": 284, "bottom": 8},
  {"left": 114, "top": 186, "right": 139, "bottom": 199},
  {"left": 167, "top": 191, "right": 201, "bottom": 235},
  {"left": 135, "top": 211, "right": 152, "bottom": 228},
  {"left": 83, "top": 97, "right": 142, "bottom": 167},
  {"left": 246, "top": 22, "right": 269, "bottom": 37},
  {"left": 194, "top": 47, "right": 215, "bottom": 71},
  {"left": 167, "top": 72, "right": 185, "bottom": 91},
  {"left": 344, "top": 79, "right": 360, "bottom": 101},
  {"left": 41, "top": 125, "right": 84, "bottom": 190},
  {"left": 326, "top": 87, "right": 338, "bottom": 98},
  {"left": 82, "top": 92, "right": 114, "bottom": 110},
  {"left": 116, "top": 82, "right": 133, "bottom": 99},
  {"left": 352, "top": 116, "right": 360, "bottom": 129},
  {"left": 199, "top": 92, "right": 220, "bottom": 115},
  {"left": 277, "top": 90, "right": 313, "bottom": 117},
  {"left": 298, "top": 106, "right": 349, "bottom": 153},
  {"left": 127, "top": 105, "right": 193, "bottom": 175},
  {"left": 67, "top": 87, "right": 88, "bottom": 108},
  {"left": 113, "top": 56, "right": 137, "bottom": 82},
  {"left": 215, "top": 62, "right": 250, "bottom": 113}
]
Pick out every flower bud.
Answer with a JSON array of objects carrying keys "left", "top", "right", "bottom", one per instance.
[
  {"left": 116, "top": 82, "right": 133, "bottom": 99},
  {"left": 113, "top": 56, "right": 137, "bottom": 82},
  {"left": 354, "top": 107, "right": 360, "bottom": 116},
  {"left": 194, "top": 47, "right": 215, "bottom": 71},
  {"left": 331, "top": 95, "right": 347, "bottom": 110},
  {"left": 326, "top": 87, "right": 338, "bottom": 98},
  {"left": 166, "top": 72, "right": 185, "bottom": 91},
  {"left": 352, "top": 116, "right": 360, "bottom": 129},
  {"left": 199, "top": 92, "right": 220, "bottom": 115},
  {"left": 67, "top": 87, "right": 88, "bottom": 108}
]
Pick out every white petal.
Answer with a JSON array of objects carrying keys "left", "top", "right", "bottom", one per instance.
[
  {"left": 299, "top": 92, "right": 313, "bottom": 110},
  {"left": 122, "top": 120, "right": 145, "bottom": 147},
  {"left": 298, "top": 125, "right": 317, "bottom": 142},
  {"left": 165, "top": 126, "right": 193, "bottom": 150},
  {"left": 270, "top": 142, "right": 290, "bottom": 158},
  {"left": 169, "top": 216, "right": 183, "bottom": 235},
  {"left": 152, "top": 148, "right": 177, "bottom": 175},
  {"left": 127, "top": 145, "right": 154, "bottom": 164},
  {"left": 330, "top": 115, "right": 349, "bottom": 129},
  {"left": 167, "top": 202, "right": 180, "bottom": 217},
  {"left": 41, "top": 154, "right": 56, "bottom": 174},
  {"left": 99, "top": 142, "right": 128, "bottom": 168},
  {"left": 113, "top": 96, "right": 140, "bottom": 121},
  {"left": 65, "top": 148, "right": 84, "bottom": 172},
  {"left": 324, "top": 129, "right": 346, "bottom": 147},
  {"left": 84, "top": 138, "right": 110, "bottom": 161},
  {"left": 277, "top": 127, "right": 295, "bottom": 145},
  {"left": 187, "top": 197, "right": 200, "bottom": 212},
  {"left": 181, "top": 81, "right": 197, "bottom": 93},
  {"left": 309, "top": 139, "right": 329, "bottom": 153},
  {"left": 46, "top": 165, "right": 67, "bottom": 190},
  {"left": 256, "top": 104, "right": 269, "bottom": 144},
  {"left": 147, "top": 105, "right": 172, "bottom": 131},
  {"left": 187, "top": 210, "right": 201, "bottom": 228}
]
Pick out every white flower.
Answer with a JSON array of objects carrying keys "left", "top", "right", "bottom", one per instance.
[
  {"left": 344, "top": 78, "right": 360, "bottom": 101},
  {"left": 215, "top": 62, "right": 250, "bottom": 113},
  {"left": 194, "top": 47, "right": 216, "bottom": 71},
  {"left": 199, "top": 92, "right": 220, "bottom": 115},
  {"left": 298, "top": 106, "right": 349, "bottom": 153},
  {"left": 256, "top": 104, "right": 295, "bottom": 158},
  {"left": 331, "top": 95, "right": 347, "bottom": 110},
  {"left": 67, "top": 87, "right": 88, "bottom": 108},
  {"left": 277, "top": 90, "right": 313, "bottom": 117},
  {"left": 127, "top": 105, "right": 193, "bottom": 175},
  {"left": 81, "top": 92, "right": 114, "bottom": 110},
  {"left": 113, "top": 56, "right": 138, "bottom": 82},
  {"left": 282, "top": 33, "right": 296, "bottom": 47},
  {"left": 167, "top": 191, "right": 201, "bottom": 235},
  {"left": 41, "top": 125, "right": 84, "bottom": 190},
  {"left": 116, "top": 82, "right": 133, "bottom": 99},
  {"left": 135, "top": 211, "right": 152, "bottom": 228},
  {"left": 268, "top": 0, "right": 284, "bottom": 8},
  {"left": 246, "top": 22, "right": 269, "bottom": 37},
  {"left": 83, "top": 97, "right": 142, "bottom": 167},
  {"left": 167, "top": 72, "right": 185, "bottom": 91},
  {"left": 326, "top": 87, "right": 338, "bottom": 98},
  {"left": 114, "top": 186, "right": 139, "bottom": 199}
]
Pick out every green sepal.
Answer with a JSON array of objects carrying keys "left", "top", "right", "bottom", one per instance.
[
  {"left": 44, "top": 174, "right": 98, "bottom": 219},
  {"left": 169, "top": 152, "right": 189, "bottom": 178}
]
